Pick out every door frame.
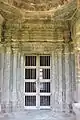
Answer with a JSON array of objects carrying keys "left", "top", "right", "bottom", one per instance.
[{"left": 24, "top": 55, "right": 52, "bottom": 109}]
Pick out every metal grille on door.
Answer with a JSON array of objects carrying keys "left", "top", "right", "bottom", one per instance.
[{"left": 24, "top": 56, "right": 51, "bottom": 109}]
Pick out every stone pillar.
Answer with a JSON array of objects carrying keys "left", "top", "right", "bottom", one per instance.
[
  {"left": 2, "top": 46, "right": 11, "bottom": 112},
  {"left": 16, "top": 52, "right": 24, "bottom": 111},
  {"left": 20, "top": 54, "right": 24, "bottom": 110},
  {"left": 0, "top": 51, "right": 4, "bottom": 112},
  {"left": 54, "top": 51, "right": 59, "bottom": 111},
  {"left": 64, "top": 44, "right": 70, "bottom": 112},
  {"left": 70, "top": 53, "right": 76, "bottom": 103},
  {"left": 64, "top": 43, "right": 75, "bottom": 112},
  {"left": 62, "top": 46, "right": 66, "bottom": 112},
  {"left": 12, "top": 49, "right": 17, "bottom": 111},
  {"left": 74, "top": 52, "right": 78, "bottom": 102},
  {"left": 0, "top": 53, "right": 1, "bottom": 111},
  {"left": 16, "top": 52, "right": 21, "bottom": 111},
  {"left": 0, "top": 47, "right": 4, "bottom": 112},
  {"left": 51, "top": 52, "right": 56, "bottom": 111},
  {"left": 58, "top": 51, "right": 63, "bottom": 111},
  {"left": 9, "top": 51, "right": 13, "bottom": 113},
  {"left": 53, "top": 50, "right": 63, "bottom": 112},
  {"left": 68, "top": 44, "right": 75, "bottom": 112},
  {"left": 75, "top": 52, "right": 80, "bottom": 102},
  {"left": 12, "top": 49, "right": 24, "bottom": 112}
]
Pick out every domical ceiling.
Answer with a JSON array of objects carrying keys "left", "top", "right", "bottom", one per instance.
[
  {"left": 12, "top": 0, "right": 71, "bottom": 11},
  {"left": 0, "top": 0, "right": 75, "bottom": 21}
]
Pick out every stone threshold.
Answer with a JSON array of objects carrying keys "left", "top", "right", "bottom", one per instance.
[{"left": 0, "top": 110, "right": 76, "bottom": 120}]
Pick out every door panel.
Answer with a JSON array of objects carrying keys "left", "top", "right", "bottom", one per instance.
[
  {"left": 39, "top": 56, "right": 51, "bottom": 109},
  {"left": 25, "top": 96, "right": 36, "bottom": 106},
  {"left": 40, "top": 56, "right": 50, "bottom": 66},
  {"left": 40, "top": 82, "right": 50, "bottom": 93},
  {"left": 25, "top": 56, "right": 36, "bottom": 66},
  {"left": 42, "top": 69, "right": 50, "bottom": 79},
  {"left": 25, "top": 69, "right": 36, "bottom": 79},
  {"left": 40, "top": 96, "right": 50, "bottom": 106},
  {"left": 25, "top": 82, "right": 36, "bottom": 92}
]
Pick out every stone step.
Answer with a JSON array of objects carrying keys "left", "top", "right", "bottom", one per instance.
[{"left": 0, "top": 111, "right": 76, "bottom": 120}]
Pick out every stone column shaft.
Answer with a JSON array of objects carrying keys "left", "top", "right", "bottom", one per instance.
[
  {"left": 51, "top": 52, "right": 56, "bottom": 110},
  {"left": 53, "top": 50, "right": 63, "bottom": 112},
  {"left": 64, "top": 44, "right": 75, "bottom": 112},
  {"left": 70, "top": 53, "right": 76, "bottom": 102},
  {"left": 20, "top": 54, "right": 24, "bottom": 110},
  {"left": 0, "top": 53, "right": 4, "bottom": 100},
  {"left": 12, "top": 49, "right": 17, "bottom": 111},
  {"left": 68, "top": 45, "right": 75, "bottom": 112},
  {"left": 16, "top": 53, "right": 24, "bottom": 111},
  {"left": 62, "top": 50, "right": 66, "bottom": 111},
  {"left": 0, "top": 52, "right": 4, "bottom": 112},
  {"left": 54, "top": 52, "right": 59, "bottom": 111},
  {"left": 2, "top": 46, "right": 11, "bottom": 112},
  {"left": 16, "top": 53, "right": 21, "bottom": 108},
  {"left": 65, "top": 52, "right": 70, "bottom": 112},
  {"left": 58, "top": 51, "right": 63, "bottom": 111}
]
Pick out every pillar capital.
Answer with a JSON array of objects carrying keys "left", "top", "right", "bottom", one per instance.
[
  {"left": 12, "top": 48, "right": 19, "bottom": 54},
  {"left": 6, "top": 46, "right": 12, "bottom": 53},
  {"left": 0, "top": 44, "right": 5, "bottom": 53}
]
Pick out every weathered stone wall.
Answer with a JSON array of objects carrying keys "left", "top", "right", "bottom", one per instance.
[
  {"left": 0, "top": 47, "right": 24, "bottom": 112},
  {"left": 0, "top": 0, "right": 77, "bottom": 113},
  {"left": 73, "top": 9, "right": 80, "bottom": 102},
  {"left": 0, "top": 41, "right": 76, "bottom": 113}
]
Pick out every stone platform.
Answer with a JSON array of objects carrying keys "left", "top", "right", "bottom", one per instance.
[{"left": 0, "top": 110, "right": 76, "bottom": 120}]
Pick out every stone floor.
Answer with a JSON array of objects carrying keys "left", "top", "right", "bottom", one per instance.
[{"left": 0, "top": 110, "right": 76, "bottom": 120}]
